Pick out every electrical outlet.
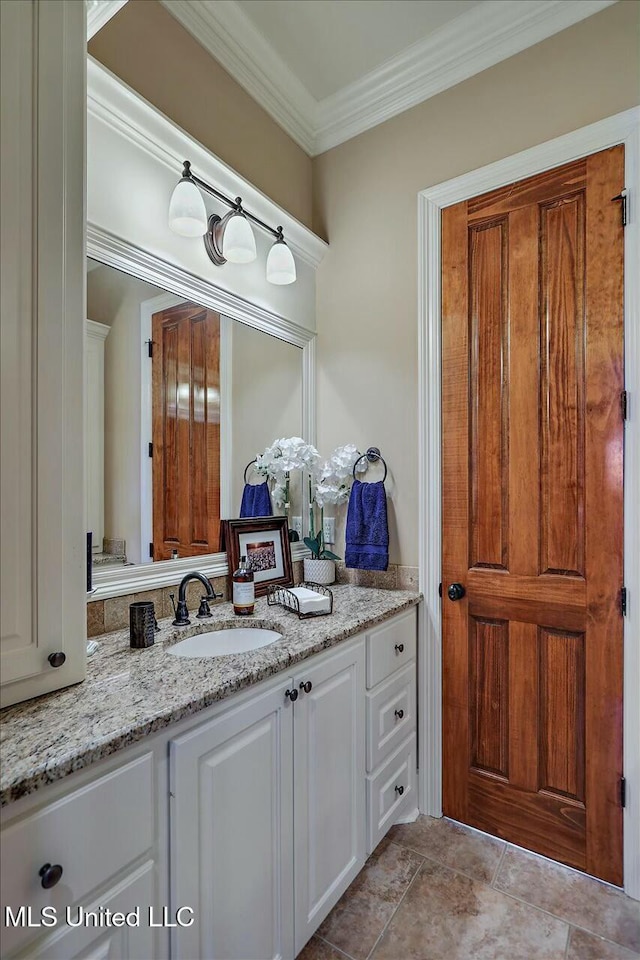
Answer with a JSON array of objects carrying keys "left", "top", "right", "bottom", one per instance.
[
  {"left": 291, "top": 516, "right": 303, "bottom": 538},
  {"left": 323, "top": 517, "right": 336, "bottom": 545}
]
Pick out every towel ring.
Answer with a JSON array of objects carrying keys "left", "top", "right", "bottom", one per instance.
[
  {"left": 352, "top": 447, "right": 388, "bottom": 483},
  {"left": 243, "top": 459, "right": 260, "bottom": 483}
]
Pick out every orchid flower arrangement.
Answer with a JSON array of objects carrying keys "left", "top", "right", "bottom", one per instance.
[
  {"left": 256, "top": 437, "right": 321, "bottom": 513},
  {"left": 304, "top": 444, "right": 365, "bottom": 560},
  {"left": 256, "top": 438, "right": 365, "bottom": 560}
]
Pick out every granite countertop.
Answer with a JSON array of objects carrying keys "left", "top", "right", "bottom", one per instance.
[{"left": 0, "top": 586, "right": 421, "bottom": 808}]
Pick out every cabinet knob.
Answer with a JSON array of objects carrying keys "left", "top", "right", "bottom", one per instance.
[
  {"left": 394, "top": 709, "right": 404, "bottom": 720},
  {"left": 394, "top": 785, "right": 405, "bottom": 796},
  {"left": 394, "top": 643, "right": 404, "bottom": 654},
  {"left": 48, "top": 652, "right": 66, "bottom": 668},
  {"left": 285, "top": 688, "right": 298, "bottom": 702},
  {"left": 299, "top": 681, "right": 312, "bottom": 694},
  {"left": 39, "top": 863, "right": 63, "bottom": 889}
]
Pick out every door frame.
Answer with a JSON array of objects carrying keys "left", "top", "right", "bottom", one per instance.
[{"left": 417, "top": 106, "right": 640, "bottom": 898}]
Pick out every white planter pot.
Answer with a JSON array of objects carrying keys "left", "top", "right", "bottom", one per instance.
[{"left": 303, "top": 558, "right": 336, "bottom": 586}]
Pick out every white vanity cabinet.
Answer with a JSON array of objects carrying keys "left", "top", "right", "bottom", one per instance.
[
  {"left": 0, "top": 753, "right": 162, "bottom": 960},
  {"left": 365, "top": 609, "right": 418, "bottom": 853},
  {"left": 169, "top": 679, "right": 295, "bottom": 960},
  {"left": 169, "top": 636, "right": 366, "bottom": 960},
  {"left": 0, "top": 0, "right": 86, "bottom": 708},
  {"left": 293, "top": 640, "right": 366, "bottom": 955}
]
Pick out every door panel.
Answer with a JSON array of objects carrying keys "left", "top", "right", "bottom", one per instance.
[
  {"left": 152, "top": 304, "right": 221, "bottom": 560},
  {"left": 442, "top": 146, "right": 624, "bottom": 885}
]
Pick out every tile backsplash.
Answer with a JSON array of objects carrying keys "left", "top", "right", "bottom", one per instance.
[{"left": 86, "top": 560, "right": 419, "bottom": 638}]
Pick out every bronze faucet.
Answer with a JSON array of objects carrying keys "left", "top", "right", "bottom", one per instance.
[{"left": 171, "top": 571, "right": 222, "bottom": 626}]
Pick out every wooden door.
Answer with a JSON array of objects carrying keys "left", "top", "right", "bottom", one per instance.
[
  {"left": 170, "top": 681, "right": 295, "bottom": 960},
  {"left": 441, "top": 147, "right": 625, "bottom": 885},
  {"left": 152, "top": 304, "right": 221, "bottom": 560},
  {"left": 294, "top": 640, "right": 366, "bottom": 955}
]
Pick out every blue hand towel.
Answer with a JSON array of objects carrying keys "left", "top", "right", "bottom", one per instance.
[
  {"left": 239, "top": 481, "right": 273, "bottom": 518},
  {"left": 345, "top": 479, "right": 389, "bottom": 571}
]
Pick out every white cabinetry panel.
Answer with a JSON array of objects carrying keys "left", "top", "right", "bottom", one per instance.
[
  {"left": 0, "top": 0, "right": 86, "bottom": 706},
  {"left": 13, "top": 862, "right": 155, "bottom": 960},
  {"left": 366, "top": 610, "right": 417, "bottom": 689},
  {"left": 0, "top": 754, "right": 154, "bottom": 958},
  {"left": 294, "top": 641, "right": 366, "bottom": 955},
  {"left": 170, "top": 681, "right": 295, "bottom": 960}
]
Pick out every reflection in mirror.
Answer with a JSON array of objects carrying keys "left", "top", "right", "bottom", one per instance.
[{"left": 86, "top": 259, "right": 303, "bottom": 568}]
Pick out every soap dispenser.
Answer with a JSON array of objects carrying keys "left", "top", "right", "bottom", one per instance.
[{"left": 232, "top": 556, "right": 255, "bottom": 616}]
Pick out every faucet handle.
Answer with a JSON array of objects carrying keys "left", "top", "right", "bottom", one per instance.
[{"left": 196, "top": 596, "right": 213, "bottom": 619}]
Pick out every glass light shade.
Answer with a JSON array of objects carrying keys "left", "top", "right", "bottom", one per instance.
[
  {"left": 266, "top": 239, "right": 296, "bottom": 285},
  {"left": 223, "top": 212, "right": 257, "bottom": 263},
  {"left": 168, "top": 179, "right": 207, "bottom": 237}
]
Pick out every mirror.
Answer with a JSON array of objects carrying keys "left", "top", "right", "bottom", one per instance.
[{"left": 86, "top": 259, "right": 304, "bottom": 569}]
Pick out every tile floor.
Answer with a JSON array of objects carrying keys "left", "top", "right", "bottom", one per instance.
[{"left": 298, "top": 817, "right": 640, "bottom": 960}]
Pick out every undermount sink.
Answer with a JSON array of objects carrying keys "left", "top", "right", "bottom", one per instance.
[{"left": 168, "top": 627, "right": 283, "bottom": 658}]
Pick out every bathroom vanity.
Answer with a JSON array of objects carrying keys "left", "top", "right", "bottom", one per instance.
[{"left": 0, "top": 588, "right": 420, "bottom": 960}]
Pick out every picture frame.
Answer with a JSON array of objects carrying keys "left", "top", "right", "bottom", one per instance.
[{"left": 222, "top": 516, "right": 293, "bottom": 596}]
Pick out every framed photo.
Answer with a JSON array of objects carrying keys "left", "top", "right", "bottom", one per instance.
[{"left": 222, "top": 517, "right": 293, "bottom": 596}]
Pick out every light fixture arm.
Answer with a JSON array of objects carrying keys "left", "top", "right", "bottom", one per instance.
[{"left": 181, "top": 160, "right": 283, "bottom": 243}]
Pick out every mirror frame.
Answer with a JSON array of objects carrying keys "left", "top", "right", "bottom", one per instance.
[{"left": 87, "top": 224, "right": 316, "bottom": 601}]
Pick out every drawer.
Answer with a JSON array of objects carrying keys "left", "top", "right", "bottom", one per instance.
[
  {"left": 366, "top": 663, "right": 416, "bottom": 772},
  {"left": 11, "top": 861, "right": 156, "bottom": 960},
  {"left": 1, "top": 754, "right": 154, "bottom": 957},
  {"left": 366, "top": 609, "right": 416, "bottom": 689},
  {"left": 366, "top": 734, "right": 416, "bottom": 855}
]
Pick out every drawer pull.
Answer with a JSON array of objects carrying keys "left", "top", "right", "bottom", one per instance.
[
  {"left": 394, "top": 709, "right": 404, "bottom": 721},
  {"left": 48, "top": 652, "right": 66, "bottom": 668},
  {"left": 39, "top": 863, "right": 63, "bottom": 889},
  {"left": 394, "top": 643, "right": 404, "bottom": 654},
  {"left": 285, "top": 688, "right": 298, "bottom": 702},
  {"left": 395, "top": 785, "right": 405, "bottom": 796},
  {"left": 299, "top": 681, "right": 313, "bottom": 694}
]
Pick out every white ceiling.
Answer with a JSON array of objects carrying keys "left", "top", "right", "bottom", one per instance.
[
  {"left": 235, "top": 1, "right": 482, "bottom": 100},
  {"left": 91, "top": 0, "right": 617, "bottom": 155}
]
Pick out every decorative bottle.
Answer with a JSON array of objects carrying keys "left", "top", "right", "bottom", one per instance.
[{"left": 232, "top": 556, "right": 255, "bottom": 616}]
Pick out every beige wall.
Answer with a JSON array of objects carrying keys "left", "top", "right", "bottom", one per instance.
[
  {"left": 312, "top": 1, "right": 640, "bottom": 567},
  {"left": 231, "top": 324, "right": 303, "bottom": 520},
  {"left": 89, "top": 0, "right": 313, "bottom": 228}
]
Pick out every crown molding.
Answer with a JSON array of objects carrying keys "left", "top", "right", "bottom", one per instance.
[
  {"left": 160, "top": 0, "right": 616, "bottom": 156},
  {"left": 314, "top": 0, "right": 617, "bottom": 153},
  {"left": 160, "top": 0, "right": 317, "bottom": 155},
  {"left": 86, "top": 57, "right": 327, "bottom": 268},
  {"left": 86, "top": 0, "right": 128, "bottom": 40}
]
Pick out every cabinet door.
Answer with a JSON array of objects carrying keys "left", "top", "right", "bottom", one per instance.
[
  {"left": 294, "top": 640, "right": 366, "bottom": 955},
  {"left": 170, "top": 682, "right": 294, "bottom": 960},
  {"left": 0, "top": 0, "right": 86, "bottom": 707}
]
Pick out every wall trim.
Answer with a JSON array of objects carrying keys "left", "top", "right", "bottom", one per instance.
[
  {"left": 87, "top": 57, "right": 327, "bottom": 268},
  {"left": 160, "top": 0, "right": 316, "bottom": 155},
  {"left": 314, "top": 0, "right": 616, "bottom": 154},
  {"left": 160, "top": 0, "right": 614, "bottom": 156},
  {"left": 88, "top": 224, "right": 315, "bottom": 600},
  {"left": 417, "top": 106, "right": 640, "bottom": 899},
  {"left": 86, "top": 0, "right": 128, "bottom": 40}
]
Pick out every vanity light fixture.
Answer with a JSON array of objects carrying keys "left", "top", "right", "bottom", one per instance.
[{"left": 168, "top": 161, "right": 296, "bottom": 284}]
